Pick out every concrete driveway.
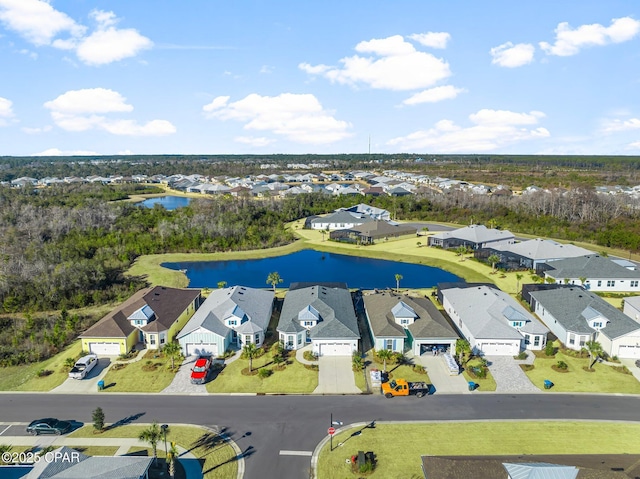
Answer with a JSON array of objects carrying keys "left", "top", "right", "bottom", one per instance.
[
  {"left": 51, "top": 358, "right": 113, "bottom": 394},
  {"left": 313, "top": 356, "right": 361, "bottom": 394},
  {"left": 620, "top": 358, "right": 640, "bottom": 383},
  {"left": 413, "top": 354, "right": 470, "bottom": 394}
]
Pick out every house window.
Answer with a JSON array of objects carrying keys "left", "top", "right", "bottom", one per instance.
[
  {"left": 385, "top": 339, "right": 393, "bottom": 350},
  {"left": 150, "top": 335, "right": 156, "bottom": 345},
  {"left": 160, "top": 334, "right": 165, "bottom": 345},
  {"left": 297, "top": 335, "right": 302, "bottom": 345},
  {"left": 134, "top": 320, "right": 144, "bottom": 325},
  {"left": 579, "top": 338, "right": 585, "bottom": 347},
  {"left": 568, "top": 334, "right": 575, "bottom": 345},
  {"left": 534, "top": 336, "right": 540, "bottom": 347},
  {"left": 512, "top": 321, "right": 523, "bottom": 328},
  {"left": 597, "top": 281, "right": 602, "bottom": 287},
  {"left": 593, "top": 322, "right": 602, "bottom": 328},
  {"left": 524, "top": 334, "right": 530, "bottom": 345},
  {"left": 632, "top": 281, "right": 639, "bottom": 288},
  {"left": 304, "top": 321, "right": 314, "bottom": 327},
  {"left": 255, "top": 333, "right": 260, "bottom": 344},
  {"left": 607, "top": 280, "right": 615, "bottom": 287},
  {"left": 245, "top": 335, "right": 251, "bottom": 344},
  {"left": 400, "top": 319, "right": 409, "bottom": 326},
  {"left": 287, "top": 335, "right": 294, "bottom": 348},
  {"left": 228, "top": 320, "right": 237, "bottom": 326}
]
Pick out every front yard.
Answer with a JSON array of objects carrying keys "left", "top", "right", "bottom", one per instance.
[
  {"left": 316, "top": 421, "right": 640, "bottom": 479},
  {"left": 461, "top": 357, "right": 497, "bottom": 391},
  {"left": 206, "top": 351, "right": 318, "bottom": 394},
  {"left": 101, "top": 350, "right": 177, "bottom": 393},
  {"left": 523, "top": 349, "right": 640, "bottom": 393}
]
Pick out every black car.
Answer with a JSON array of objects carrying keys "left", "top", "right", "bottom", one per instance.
[{"left": 26, "top": 418, "right": 72, "bottom": 436}]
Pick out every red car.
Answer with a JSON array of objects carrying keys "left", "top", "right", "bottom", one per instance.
[{"left": 190, "top": 356, "right": 212, "bottom": 384}]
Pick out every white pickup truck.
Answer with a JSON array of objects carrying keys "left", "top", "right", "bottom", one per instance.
[{"left": 68, "top": 354, "right": 98, "bottom": 379}]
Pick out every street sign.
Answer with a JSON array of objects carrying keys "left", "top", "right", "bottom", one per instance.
[{"left": 328, "top": 427, "right": 336, "bottom": 435}]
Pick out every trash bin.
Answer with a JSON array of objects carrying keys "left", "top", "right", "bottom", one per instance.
[
  {"left": 97, "top": 380, "right": 104, "bottom": 391},
  {"left": 543, "top": 380, "right": 553, "bottom": 390},
  {"left": 468, "top": 381, "right": 476, "bottom": 391}
]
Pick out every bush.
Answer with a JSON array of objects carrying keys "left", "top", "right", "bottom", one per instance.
[
  {"left": 514, "top": 351, "right": 528, "bottom": 360},
  {"left": 352, "top": 353, "right": 364, "bottom": 372},
  {"left": 556, "top": 360, "right": 568, "bottom": 370},
  {"left": 241, "top": 347, "right": 265, "bottom": 359},
  {"left": 412, "top": 364, "right": 426, "bottom": 374},
  {"left": 37, "top": 369, "right": 53, "bottom": 377},
  {"left": 520, "top": 364, "right": 535, "bottom": 372},
  {"left": 257, "top": 369, "right": 272, "bottom": 379},
  {"left": 612, "top": 365, "right": 631, "bottom": 375},
  {"left": 544, "top": 341, "right": 555, "bottom": 356},
  {"left": 303, "top": 350, "right": 317, "bottom": 362}
]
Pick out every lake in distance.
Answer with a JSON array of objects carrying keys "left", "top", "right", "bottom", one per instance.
[
  {"left": 138, "top": 195, "right": 192, "bottom": 210},
  {"left": 163, "top": 249, "right": 462, "bottom": 289}
]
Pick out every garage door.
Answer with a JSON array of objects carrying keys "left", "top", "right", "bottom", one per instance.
[
  {"left": 618, "top": 345, "right": 640, "bottom": 359},
  {"left": 89, "top": 342, "right": 121, "bottom": 356},
  {"left": 318, "top": 343, "right": 352, "bottom": 356},
  {"left": 479, "top": 342, "right": 518, "bottom": 356},
  {"left": 185, "top": 343, "right": 218, "bottom": 357}
]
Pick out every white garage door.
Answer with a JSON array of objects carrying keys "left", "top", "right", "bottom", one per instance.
[
  {"left": 618, "top": 345, "right": 640, "bottom": 359},
  {"left": 318, "top": 343, "right": 352, "bottom": 356},
  {"left": 185, "top": 343, "right": 218, "bottom": 357},
  {"left": 479, "top": 342, "right": 518, "bottom": 356},
  {"left": 89, "top": 342, "right": 121, "bottom": 356}
]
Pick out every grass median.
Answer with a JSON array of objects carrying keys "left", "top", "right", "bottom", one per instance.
[{"left": 316, "top": 421, "right": 640, "bottom": 479}]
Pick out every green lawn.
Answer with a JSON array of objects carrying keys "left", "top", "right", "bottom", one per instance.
[
  {"left": 0, "top": 340, "right": 83, "bottom": 391},
  {"left": 68, "top": 425, "right": 237, "bottom": 479},
  {"left": 100, "top": 350, "right": 176, "bottom": 393},
  {"left": 206, "top": 353, "right": 318, "bottom": 393},
  {"left": 69, "top": 446, "right": 120, "bottom": 456},
  {"left": 524, "top": 350, "right": 640, "bottom": 393},
  {"left": 385, "top": 364, "right": 431, "bottom": 384},
  {"left": 317, "top": 422, "right": 640, "bottom": 479},
  {"left": 461, "top": 358, "right": 497, "bottom": 391}
]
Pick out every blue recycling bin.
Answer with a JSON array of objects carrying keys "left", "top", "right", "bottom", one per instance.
[
  {"left": 543, "top": 379, "right": 553, "bottom": 390},
  {"left": 468, "top": 381, "right": 476, "bottom": 391},
  {"left": 97, "top": 380, "right": 105, "bottom": 391}
]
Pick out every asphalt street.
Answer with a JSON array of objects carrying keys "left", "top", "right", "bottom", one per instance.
[{"left": 1, "top": 393, "right": 639, "bottom": 479}]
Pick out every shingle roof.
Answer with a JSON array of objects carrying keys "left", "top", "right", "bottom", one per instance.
[
  {"left": 364, "top": 293, "right": 458, "bottom": 340},
  {"left": 503, "top": 462, "right": 578, "bottom": 479},
  {"left": 177, "top": 286, "right": 274, "bottom": 339},
  {"left": 277, "top": 285, "right": 359, "bottom": 340},
  {"left": 345, "top": 220, "right": 417, "bottom": 238},
  {"left": 309, "top": 210, "right": 372, "bottom": 225},
  {"left": 529, "top": 287, "right": 640, "bottom": 340},
  {"left": 498, "top": 239, "right": 593, "bottom": 261},
  {"left": 544, "top": 255, "right": 640, "bottom": 280},
  {"left": 432, "top": 224, "right": 515, "bottom": 244},
  {"left": 442, "top": 285, "right": 548, "bottom": 339}
]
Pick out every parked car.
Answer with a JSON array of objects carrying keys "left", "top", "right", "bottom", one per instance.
[
  {"left": 190, "top": 356, "right": 212, "bottom": 384},
  {"left": 68, "top": 354, "right": 98, "bottom": 379},
  {"left": 26, "top": 418, "right": 72, "bottom": 435},
  {"left": 635, "top": 359, "right": 640, "bottom": 368}
]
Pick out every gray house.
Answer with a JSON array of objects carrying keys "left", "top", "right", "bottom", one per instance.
[
  {"left": 529, "top": 287, "right": 640, "bottom": 358},
  {"left": 277, "top": 284, "right": 360, "bottom": 356},
  {"left": 541, "top": 255, "right": 640, "bottom": 292},
  {"left": 428, "top": 225, "right": 515, "bottom": 250},
  {"left": 177, "top": 286, "right": 274, "bottom": 357},
  {"left": 363, "top": 292, "right": 459, "bottom": 355}
]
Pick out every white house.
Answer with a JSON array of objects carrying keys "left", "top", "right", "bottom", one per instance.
[
  {"left": 276, "top": 284, "right": 360, "bottom": 356},
  {"left": 529, "top": 287, "right": 640, "bottom": 358},
  {"left": 176, "top": 286, "right": 274, "bottom": 357},
  {"left": 440, "top": 285, "right": 548, "bottom": 356},
  {"left": 308, "top": 210, "right": 373, "bottom": 231},
  {"left": 541, "top": 255, "right": 640, "bottom": 292},
  {"left": 623, "top": 296, "right": 640, "bottom": 323}
]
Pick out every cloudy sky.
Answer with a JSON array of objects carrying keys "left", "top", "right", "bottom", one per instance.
[{"left": 0, "top": 1, "right": 639, "bottom": 156}]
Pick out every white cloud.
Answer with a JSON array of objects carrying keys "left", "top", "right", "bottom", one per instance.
[
  {"left": 627, "top": 141, "right": 640, "bottom": 150},
  {"left": 601, "top": 118, "right": 640, "bottom": 132},
  {"left": 490, "top": 42, "right": 535, "bottom": 67},
  {"left": 203, "top": 93, "right": 352, "bottom": 144},
  {"left": 402, "top": 85, "right": 465, "bottom": 105},
  {"left": 75, "top": 10, "right": 153, "bottom": 66},
  {"left": 0, "top": 2, "right": 151, "bottom": 65},
  {"left": 34, "top": 148, "right": 98, "bottom": 156},
  {"left": 0, "top": 96, "right": 13, "bottom": 126},
  {"left": 387, "top": 109, "right": 549, "bottom": 152},
  {"left": 540, "top": 17, "right": 640, "bottom": 56},
  {"left": 409, "top": 32, "right": 451, "bottom": 49},
  {"left": 22, "top": 125, "right": 52, "bottom": 134},
  {"left": 299, "top": 34, "right": 451, "bottom": 91},
  {"left": 235, "top": 136, "right": 276, "bottom": 147},
  {"left": 44, "top": 88, "right": 175, "bottom": 136},
  {"left": 118, "top": 149, "right": 134, "bottom": 155},
  {"left": 259, "top": 65, "right": 273, "bottom": 74},
  {"left": 0, "top": 0, "right": 85, "bottom": 46}
]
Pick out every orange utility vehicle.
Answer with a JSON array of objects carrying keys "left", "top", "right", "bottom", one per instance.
[{"left": 381, "top": 378, "right": 431, "bottom": 398}]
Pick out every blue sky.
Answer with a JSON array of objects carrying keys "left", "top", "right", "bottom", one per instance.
[{"left": 0, "top": 1, "right": 639, "bottom": 156}]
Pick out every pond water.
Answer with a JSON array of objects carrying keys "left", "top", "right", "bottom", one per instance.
[
  {"left": 163, "top": 249, "right": 462, "bottom": 289},
  {"left": 138, "top": 195, "right": 192, "bottom": 210}
]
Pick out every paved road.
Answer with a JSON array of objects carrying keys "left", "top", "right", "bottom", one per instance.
[{"left": 1, "top": 393, "right": 639, "bottom": 479}]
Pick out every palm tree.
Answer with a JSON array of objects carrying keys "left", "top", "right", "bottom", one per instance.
[
  {"left": 579, "top": 277, "right": 587, "bottom": 288},
  {"left": 487, "top": 254, "right": 501, "bottom": 274},
  {"left": 377, "top": 349, "right": 394, "bottom": 373},
  {"left": 515, "top": 273, "right": 523, "bottom": 294},
  {"left": 564, "top": 278, "right": 571, "bottom": 285},
  {"left": 217, "top": 281, "right": 227, "bottom": 289},
  {"left": 243, "top": 343, "right": 259, "bottom": 373},
  {"left": 455, "top": 339, "right": 471, "bottom": 364},
  {"left": 394, "top": 273, "right": 403, "bottom": 292},
  {"left": 162, "top": 341, "right": 183, "bottom": 370},
  {"left": 266, "top": 272, "right": 283, "bottom": 293},
  {"left": 167, "top": 441, "right": 179, "bottom": 478},
  {"left": 138, "top": 422, "right": 163, "bottom": 465},
  {"left": 585, "top": 340, "right": 604, "bottom": 368}
]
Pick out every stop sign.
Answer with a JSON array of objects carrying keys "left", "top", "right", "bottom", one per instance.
[{"left": 328, "top": 427, "right": 336, "bottom": 435}]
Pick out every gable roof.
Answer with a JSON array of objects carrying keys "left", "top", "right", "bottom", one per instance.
[
  {"left": 310, "top": 210, "right": 372, "bottom": 225},
  {"left": 496, "top": 239, "right": 593, "bottom": 261},
  {"left": 529, "top": 287, "right": 640, "bottom": 340},
  {"left": 544, "top": 255, "right": 640, "bottom": 280},
  {"left": 277, "top": 285, "right": 359, "bottom": 339},
  {"left": 441, "top": 285, "right": 548, "bottom": 339},
  {"left": 364, "top": 293, "right": 458, "bottom": 340},
  {"left": 432, "top": 225, "right": 514, "bottom": 244},
  {"left": 345, "top": 220, "right": 417, "bottom": 239},
  {"left": 177, "top": 286, "right": 274, "bottom": 339}
]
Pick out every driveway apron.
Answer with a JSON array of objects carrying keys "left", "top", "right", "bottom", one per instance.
[
  {"left": 485, "top": 355, "right": 540, "bottom": 393},
  {"left": 313, "top": 356, "right": 360, "bottom": 394},
  {"left": 414, "top": 354, "right": 470, "bottom": 394},
  {"left": 51, "top": 358, "right": 114, "bottom": 394},
  {"left": 162, "top": 356, "right": 209, "bottom": 394}
]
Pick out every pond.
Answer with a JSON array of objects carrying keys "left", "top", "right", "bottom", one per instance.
[
  {"left": 138, "top": 195, "right": 192, "bottom": 210},
  {"left": 163, "top": 249, "right": 462, "bottom": 289}
]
